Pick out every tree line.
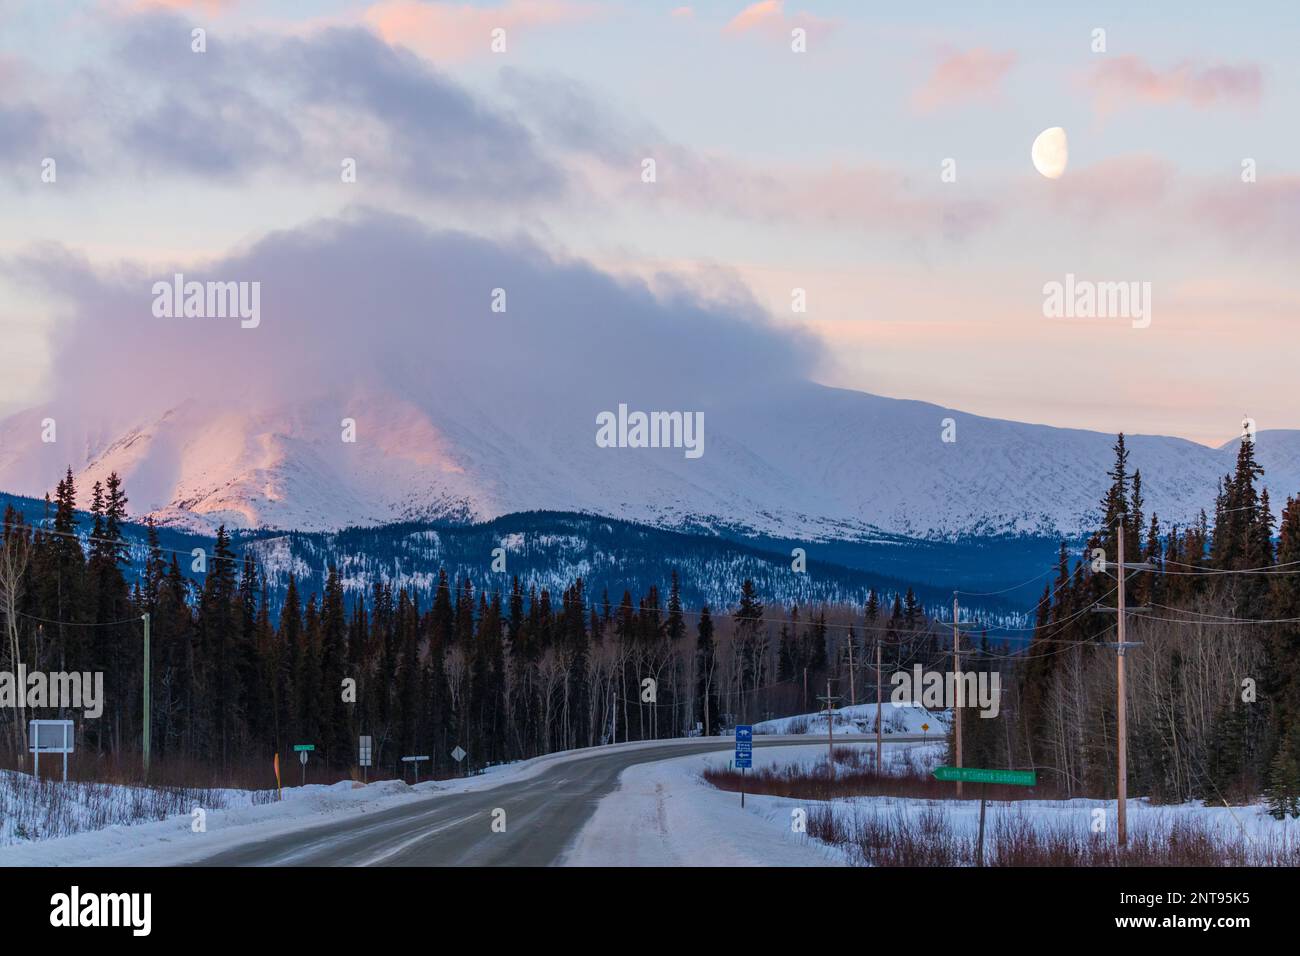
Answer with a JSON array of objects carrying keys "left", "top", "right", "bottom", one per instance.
[
  {"left": 0, "top": 469, "right": 948, "bottom": 781},
  {"left": 3, "top": 434, "right": 1297, "bottom": 816}
]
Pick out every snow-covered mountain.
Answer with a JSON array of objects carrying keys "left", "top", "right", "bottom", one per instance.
[{"left": 1, "top": 382, "right": 1296, "bottom": 541}]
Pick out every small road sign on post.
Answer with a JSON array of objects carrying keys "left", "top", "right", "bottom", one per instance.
[
  {"left": 29, "top": 719, "right": 74, "bottom": 782},
  {"left": 402, "top": 755, "right": 430, "bottom": 784},
  {"left": 450, "top": 745, "right": 467, "bottom": 776},
  {"left": 932, "top": 766, "right": 1037, "bottom": 866},
  {"left": 294, "top": 744, "right": 314, "bottom": 786},
  {"left": 735, "top": 725, "right": 753, "bottom": 807},
  {"left": 359, "top": 736, "right": 372, "bottom": 783},
  {"left": 932, "top": 766, "right": 1036, "bottom": 786}
]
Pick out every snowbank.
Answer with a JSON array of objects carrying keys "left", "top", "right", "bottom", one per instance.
[
  {"left": 563, "top": 743, "right": 868, "bottom": 866},
  {"left": 754, "top": 702, "right": 949, "bottom": 738}
]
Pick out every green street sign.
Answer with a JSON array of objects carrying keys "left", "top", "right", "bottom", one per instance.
[
  {"left": 293, "top": 744, "right": 315, "bottom": 752},
  {"left": 933, "top": 766, "right": 1036, "bottom": 786}
]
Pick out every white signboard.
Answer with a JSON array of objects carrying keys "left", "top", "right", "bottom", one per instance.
[
  {"left": 28, "top": 719, "right": 74, "bottom": 782},
  {"left": 359, "top": 736, "right": 373, "bottom": 767},
  {"left": 29, "top": 719, "right": 74, "bottom": 753},
  {"left": 400, "top": 754, "right": 429, "bottom": 784}
]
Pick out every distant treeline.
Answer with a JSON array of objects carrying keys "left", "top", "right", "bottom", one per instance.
[
  {"left": 1, "top": 433, "right": 1298, "bottom": 817},
  {"left": 0, "top": 470, "right": 949, "bottom": 780}
]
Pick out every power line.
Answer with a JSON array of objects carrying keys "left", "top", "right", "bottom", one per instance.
[{"left": 12, "top": 609, "right": 144, "bottom": 628}]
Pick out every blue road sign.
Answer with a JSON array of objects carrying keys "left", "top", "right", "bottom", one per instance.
[{"left": 735, "top": 725, "right": 753, "bottom": 769}]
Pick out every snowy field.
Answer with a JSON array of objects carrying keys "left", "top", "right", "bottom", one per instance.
[
  {"left": 754, "top": 702, "right": 949, "bottom": 738},
  {"left": 564, "top": 741, "right": 1300, "bottom": 866}
]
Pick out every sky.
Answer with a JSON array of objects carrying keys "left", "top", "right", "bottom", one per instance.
[{"left": 0, "top": 0, "right": 1296, "bottom": 446}]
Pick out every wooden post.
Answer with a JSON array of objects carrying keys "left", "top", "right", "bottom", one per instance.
[
  {"left": 875, "top": 641, "right": 883, "bottom": 774},
  {"left": 827, "top": 679, "right": 834, "bottom": 772},
  {"left": 976, "top": 781, "right": 988, "bottom": 866},
  {"left": 953, "top": 594, "right": 963, "bottom": 798},
  {"left": 1117, "top": 529, "right": 1128, "bottom": 848},
  {"left": 847, "top": 636, "right": 855, "bottom": 706},
  {"left": 818, "top": 683, "right": 841, "bottom": 777}
]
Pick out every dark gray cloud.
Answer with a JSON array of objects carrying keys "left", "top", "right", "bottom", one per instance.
[
  {"left": 13, "top": 208, "right": 821, "bottom": 421},
  {"left": 104, "top": 13, "right": 564, "bottom": 199},
  {"left": 498, "top": 66, "right": 654, "bottom": 166},
  {"left": 0, "top": 104, "right": 46, "bottom": 158}
]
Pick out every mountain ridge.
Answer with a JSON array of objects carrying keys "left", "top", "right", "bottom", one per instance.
[{"left": 2, "top": 382, "right": 1296, "bottom": 543}]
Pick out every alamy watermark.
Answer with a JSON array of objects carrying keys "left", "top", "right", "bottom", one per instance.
[
  {"left": 1042, "top": 273, "right": 1151, "bottom": 329},
  {"left": 50, "top": 886, "right": 151, "bottom": 936},
  {"left": 595, "top": 404, "right": 704, "bottom": 459},
  {"left": 0, "top": 667, "right": 103, "bottom": 718},
  {"left": 152, "top": 273, "right": 260, "bottom": 328},
  {"left": 891, "top": 665, "right": 1001, "bottom": 718}
]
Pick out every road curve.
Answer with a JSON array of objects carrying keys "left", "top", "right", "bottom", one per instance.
[{"left": 194, "top": 735, "right": 924, "bottom": 867}]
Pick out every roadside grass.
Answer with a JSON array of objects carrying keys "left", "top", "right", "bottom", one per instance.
[
  {"left": 0, "top": 769, "right": 276, "bottom": 845},
  {"left": 806, "top": 803, "right": 1300, "bottom": 866}
]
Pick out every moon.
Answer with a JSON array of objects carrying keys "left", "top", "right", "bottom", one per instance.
[{"left": 1031, "top": 127, "right": 1068, "bottom": 179}]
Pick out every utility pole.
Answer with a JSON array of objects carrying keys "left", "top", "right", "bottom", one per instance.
[
  {"left": 875, "top": 640, "right": 883, "bottom": 774},
  {"left": 846, "top": 636, "right": 856, "bottom": 706},
  {"left": 141, "top": 612, "right": 151, "bottom": 780},
  {"left": 1097, "top": 524, "right": 1151, "bottom": 849},
  {"left": 817, "top": 681, "right": 841, "bottom": 776},
  {"left": 1116, "top": 531, "right": 1126, "bottom": 845},
  {"left": 953, "top": 593, "right": 963, "bottom": 798},
  {"left": 803, "top": 666, "right": 808, "bottom": 714}
]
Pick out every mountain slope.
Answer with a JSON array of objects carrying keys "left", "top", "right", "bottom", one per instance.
[{"left": 1, "top": 382, "right": 1296, "bottom": 542}]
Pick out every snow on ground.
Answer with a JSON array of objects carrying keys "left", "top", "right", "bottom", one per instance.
[
  {"left": 0, "top": 777, "right": 432, "bottom": 866},
  {"left": 754, "top": 702, "right": 949, "bottom": 738},
  {"left": 565, "top": 740, "right": 1300, "bottom": 866},
  {"left": 563, "top": 741, "right": 914, "bottom": 866},
  {"left": 0, "top": 770, "right": 273, "bottom": 845},
  {"left": 0, "top": 736, "right": 752, "bottom": 866},
  {"left": 797, "top": 788, "right": 1300, "bottom": 855}
]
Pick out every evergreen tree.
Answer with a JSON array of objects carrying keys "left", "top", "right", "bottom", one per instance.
[{"left": 695, "top": 605, "right": 719, "bottom": 736}]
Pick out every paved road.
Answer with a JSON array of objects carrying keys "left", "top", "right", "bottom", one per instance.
[{"left": 195, "top": 735, "right": 923, "bottom": 867}]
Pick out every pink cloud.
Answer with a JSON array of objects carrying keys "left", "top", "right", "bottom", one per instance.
[
  {"left": 911, "top": 48, "right": 1016, "bottom": 112},
  {"left": 1018, "top": 153, "right": 1299, "bottom": 249},
  {"left": 1086, "top": 56, "right": 1262, "bottom": 114},
  {"left": 722, "top": 1, "right": 835, "bottom": 42},
  {"left": 640, "top": 148, "right": 997, "bottom": 241},
  {"left": 1192, "top": 175, "right": 1300, "bottom": 244},
  {"left": 364, "top": 0, "right": 596, "bottom": 62},
  {"left": 1045, "top": 155, "right": 1175, "bottom": 220},
  {"left": 128, "top": 0, "right": 237, "bottom": 11}
]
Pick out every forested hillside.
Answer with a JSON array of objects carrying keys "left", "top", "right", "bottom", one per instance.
[{"left": 2, "top": 433, "right": 1298, "bottom": 816}]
